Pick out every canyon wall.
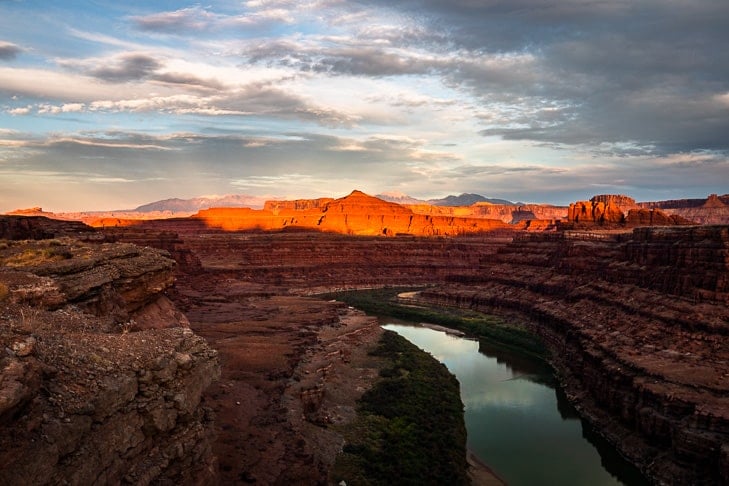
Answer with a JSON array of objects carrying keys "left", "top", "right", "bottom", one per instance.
[
  {"left": 96, "top": 206, "right": 729, "bottom": 484},
  {"left": 414, "top": 226, "right": 729, "bottom": 484},
  {"left": 0, "top": 236, "right": 220, "bottom": 485},
  {"left": 638, "top": 194, "right": 729, "bottom": 225}
]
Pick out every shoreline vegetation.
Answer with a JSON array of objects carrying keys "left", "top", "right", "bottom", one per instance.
[
  {"left": 323, "top": 287, "right": 547, "bottom": 485},
  {"left": 331, "top": 330, "right": 469, "bottom": 485},
  {"left": 322, "top": 287, "right": 546, "bottom": 359}
]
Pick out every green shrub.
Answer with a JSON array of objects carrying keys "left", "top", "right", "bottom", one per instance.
[
  {"left": 332, "top": 331, "right": 469, "bottom": 486},
  {"left": 323, "top": 287, "right": 546, "bottom": 358}
]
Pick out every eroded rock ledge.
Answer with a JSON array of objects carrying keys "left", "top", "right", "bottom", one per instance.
[{"left": 0, "top": 238, "right": 220, "bottom": 485}]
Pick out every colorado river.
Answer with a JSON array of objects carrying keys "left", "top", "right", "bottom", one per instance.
[{"left": 383, "top": 322, "right": 647, "bottom": 486}]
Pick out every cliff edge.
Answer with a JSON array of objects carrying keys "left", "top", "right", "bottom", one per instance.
[{"left": 0, "top": 236, "right": 220, "bottom": 485}]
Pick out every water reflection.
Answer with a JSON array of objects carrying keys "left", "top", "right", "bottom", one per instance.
[{"left": 383, "top": 322, "right": 647, "bottom": 486}]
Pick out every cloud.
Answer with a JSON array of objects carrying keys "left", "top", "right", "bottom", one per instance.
[
  {"left": 132, "top": 6, "right": 217, "bottom": 32},
  {"left": 88, "top": 53, "right": 162, "bottom": 82},
  {"left": 7, "top": 105, "right": 31, "bottom": 115},
  {"left": 349, "top": 0, "right": 729, "bottom": 154},
  {"left": 131, "top": 4, "right": 295, "bottom": 34},
  {"left": 0, "top": 41, "right": 22, "bottom": 60}
]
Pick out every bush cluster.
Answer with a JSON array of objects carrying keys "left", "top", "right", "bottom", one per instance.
[
  {"left": 324, "top": 287, "right": 546, "bottom": 357},
  {"left": 332, "top": 331, "right": 469, "bottom": 486}
]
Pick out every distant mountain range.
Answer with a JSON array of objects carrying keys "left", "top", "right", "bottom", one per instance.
[
  {"left": 134, "top": 192, "right": 515, "bottom": 212},
  {"left": 429, "top": 193, "right": 515, "bottom": 206},
  {"left": 134, "top": 195, "right": 271, "bottom": 212},
  {"left": 376, "top": 192, "right": 515, "bottom": 206}
]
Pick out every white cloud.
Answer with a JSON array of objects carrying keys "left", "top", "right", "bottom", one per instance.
[{"left": 7, "top": 106, "right": 31, "bottom": 115}]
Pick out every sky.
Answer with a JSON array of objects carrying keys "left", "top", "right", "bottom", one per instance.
[{"left": 1, "top": 0, "right": 728, "bottom": 211}]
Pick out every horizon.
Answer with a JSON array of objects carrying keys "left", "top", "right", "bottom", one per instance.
[
  {"left": 6, "top": 188, "right": 727, "bottom": 215},
  {"left": 1, "top": 1, "right": 728, "bottom": 212}
]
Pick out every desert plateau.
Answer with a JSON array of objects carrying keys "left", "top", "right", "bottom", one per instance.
[{"left": 1, "top": 190, "right": 728, "bottom": 485}]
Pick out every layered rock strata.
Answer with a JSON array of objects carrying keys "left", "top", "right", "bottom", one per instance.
[
  {"left": 567, "top": 195, "right": 693, "bottom": 227},
  {"left": 638, "top": 194, "right": 729, "bottom": 225},
  {"left": 406, "top": 201, "right": 567, "bottom": 223},
  {"left": 95, "top": 207, "right": 728, "bottom": 484},
  {"left": 411, "top": 226, "right": 729, "bottom": 484},
  {"left": 0, "top": 215, "right": 96, "bottom": 240},
  {"left": 0, "top": 238, "right": 220, "bottom": 485}
]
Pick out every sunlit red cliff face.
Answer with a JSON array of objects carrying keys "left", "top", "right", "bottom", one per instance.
[
  {"left": 405, "top": 201, "right": 568, "bottom": 223},
  {"left": 565, "top": 194, "right": 694, "bottom": 228},
  {"left": 195, "top": 190, "right": 516, "bottom": 236}
]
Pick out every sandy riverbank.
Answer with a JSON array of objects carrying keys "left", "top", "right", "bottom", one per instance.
[{"left": 468, "top": 450, "right": 506, "bottom": 485}]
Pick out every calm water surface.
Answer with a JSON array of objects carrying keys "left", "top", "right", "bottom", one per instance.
[{"left": 383, "top": 322, "right": 647, "bottom": 486}]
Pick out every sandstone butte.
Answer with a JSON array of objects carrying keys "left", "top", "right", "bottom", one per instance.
[{"left": 2, "top": 192, "right": 729, "bottom": 485}]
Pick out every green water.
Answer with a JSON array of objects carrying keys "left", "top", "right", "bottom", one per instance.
[{"left": 383, "top": 323, "right": 648, "bottom": 486}]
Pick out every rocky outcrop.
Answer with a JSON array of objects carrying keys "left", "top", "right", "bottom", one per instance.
[
  {"left": 1, "top": 238, "right": 178, "bottom": 323},
  {"left": 567, "top": 196, "right": 631, "bottom": 224},
  {"left": 0, "top": 238, "right": 220, "bottom": 485},
  {"left": 638, "top": 194, "right": 729, "bottom": 225},
  {"left": 0, "top": 215, "right": 96, "bottom": 240},
  {"left": 264, "top": 197, "right": 334, "bottom": 212},
  {"left": 624, "top": 208, "right": 696, "bottom": 227},
  {"left": 567, "top": 195, "right": 693, "bottom": 227}
]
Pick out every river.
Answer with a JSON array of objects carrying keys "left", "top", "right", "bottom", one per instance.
[{"left": 383, "top": 322, "right": 648, "bottom": 486}]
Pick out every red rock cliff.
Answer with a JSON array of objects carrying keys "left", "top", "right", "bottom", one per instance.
[
  {"left": 567, "top": 195, "right": 693, "bottom": 227},
  {"left": 196, "top": 190, "right": 512, "bottom": 236}
]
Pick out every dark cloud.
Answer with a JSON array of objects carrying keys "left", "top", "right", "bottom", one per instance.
[
  {"left": 152, "top": 72, "right": 225, "bottom": 91},
  {"left": 206, "top": 82, "right": 357, "bottom": 126},
  {"left": 90, "top": 53, "right": 162, "bottom": 82},
  {"left": 0, "top": 41, "right": 22, "bottom": 60},
  {"left": 131, "top": 7, "right": 214, "bottom": 33},
  {"left": 349, "top": 0, "right": 729, "bottom": 154}
]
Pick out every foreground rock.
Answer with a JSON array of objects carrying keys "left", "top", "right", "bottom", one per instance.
[{"left": 0, "top": 238, "right": 219, "bottom": 485}]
